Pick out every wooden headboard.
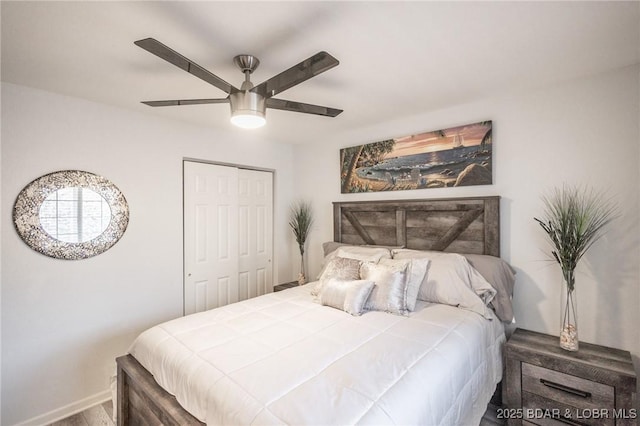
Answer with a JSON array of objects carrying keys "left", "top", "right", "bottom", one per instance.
[{"left": 333, "top": 196, "right": 500, "bottom": 256}]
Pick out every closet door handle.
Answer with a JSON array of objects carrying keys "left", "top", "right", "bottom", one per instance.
[{"left": 540, "top": 379, "right": 591, "bottom": 398}]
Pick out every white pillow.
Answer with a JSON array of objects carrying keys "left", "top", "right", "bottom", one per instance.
[
  {"left": 319, "top": 279, "right": 375, "bottom": 316},
  {"left": 321, "top": 242, "right": 403, "bottom": 258},
  {"left": 392, "top": 249, "right": 495, "bottom": 319},
  {"left": 316, "top": 245, "right": 392, "bottom": 280},
  {"left": 335, "top": 246, "right": 392, "bottom": 263},
  {"left": 379, "top": 257, "right": 429, "bottom": 311},
  {"left": 360, "top": 261, "right": 409, "bottom": 315}
]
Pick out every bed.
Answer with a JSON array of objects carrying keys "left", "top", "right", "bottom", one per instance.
[{"left": 117, "top": 196, "right": 514, "bottom": 425}]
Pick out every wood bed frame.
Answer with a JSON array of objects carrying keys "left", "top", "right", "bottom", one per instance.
[{"left": 116, "top": 196, "right": 500, "bottom": 425}]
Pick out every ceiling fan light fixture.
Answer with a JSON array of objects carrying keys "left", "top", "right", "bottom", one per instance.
[
  {"left": 230, "top": 111, "right": 266, "bottom": 129},
  {"left": 230, "top": 90, "right": 266, "bottom": 129}
]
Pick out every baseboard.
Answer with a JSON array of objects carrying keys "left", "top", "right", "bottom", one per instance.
[{"left": 14, "top": 389, "right": 111, "bottom": 426}]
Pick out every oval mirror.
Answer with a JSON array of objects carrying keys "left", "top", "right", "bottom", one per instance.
[{"left": 13, "top": 170, "right": 129, "bottom": 260}]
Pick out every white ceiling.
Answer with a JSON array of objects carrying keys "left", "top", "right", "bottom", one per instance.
[{"left": 2, "top": 1, "right": 638, "bottom": 145}]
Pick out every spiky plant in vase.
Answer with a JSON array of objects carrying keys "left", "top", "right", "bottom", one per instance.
[
  {"left": 534, "top": 185, "right": 617, "bottom": 351},
  {"left": 289, "top": 201, "right": 314, "bottom": 285}
]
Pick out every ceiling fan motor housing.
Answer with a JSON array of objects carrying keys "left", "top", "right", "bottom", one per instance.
[{"left": 230, "top": 90, "right": 266, "bottom": 123}]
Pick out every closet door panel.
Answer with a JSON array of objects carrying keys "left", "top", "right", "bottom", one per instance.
[
  {"left": 184, "top": 162, "right": 239, "bottom": 314},
  {"left": 238, "top": 169, "right": 273, "bottom": 299}
]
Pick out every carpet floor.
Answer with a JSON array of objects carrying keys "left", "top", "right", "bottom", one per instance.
[{"left": 48, "top": 401, "right": 114, "bottom": 426}]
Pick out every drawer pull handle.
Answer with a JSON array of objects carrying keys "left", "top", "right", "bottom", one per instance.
[{"left": 540, "top": 378, "right": 591, "bottom": 398}]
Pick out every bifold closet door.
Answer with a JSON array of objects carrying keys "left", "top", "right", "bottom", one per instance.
[
  {"left": 184, "top": 161, "right": 273, "bottom": 315},
  {"left": 237, "top": 169, "right": 273, "bottom": 300}
]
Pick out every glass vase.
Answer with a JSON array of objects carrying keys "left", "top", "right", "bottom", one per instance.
[
  {"left": 559, "top": 280, "right": 578, "bottom": 351},
  {"left": 297, "top": 255, "right": 306, "bottom": 285}
]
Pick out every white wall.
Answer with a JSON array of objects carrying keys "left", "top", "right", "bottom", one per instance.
[
  {"left": 0, "top": 83, "right": 296, "bottom": 425},
  {"left": 294, "top": 65, "right": 640, "bottom": 383}
]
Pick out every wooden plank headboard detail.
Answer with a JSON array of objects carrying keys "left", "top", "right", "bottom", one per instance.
[{"left": 333, "top": 196, "right": 500, "bottom": 257}]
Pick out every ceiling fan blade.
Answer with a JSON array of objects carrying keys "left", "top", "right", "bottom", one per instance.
[
  {"left": 252, "top": 51, "right": 339, "bottom": 98},
  {"left": 266, "top": 98, "right": 342, "bottom": 117},
  {"left": 142, "top": 98, "right": 229, "bottom": 107},
  {"left": 135, "top": 38, "right": 237, "bottom": 94}
]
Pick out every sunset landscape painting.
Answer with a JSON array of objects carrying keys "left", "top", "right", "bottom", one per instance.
[{"left": 340, "top": 121, "right": 493, "bottom": 193}]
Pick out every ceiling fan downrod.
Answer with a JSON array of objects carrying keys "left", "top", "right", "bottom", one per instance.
[{"left": 230, "top": 55, "right": 265, "bottom": 127}]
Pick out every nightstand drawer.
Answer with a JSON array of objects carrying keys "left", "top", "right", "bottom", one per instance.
[
  {"left": 522, "top": 363, "right": 614, "bottom": 410},
  {"left": 522, "top": 391, "right": 614, "bottom": 426}
]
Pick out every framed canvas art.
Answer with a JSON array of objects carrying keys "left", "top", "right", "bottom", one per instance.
[{"left": 340, "top": 121, "right": 492, "bottom": 193}]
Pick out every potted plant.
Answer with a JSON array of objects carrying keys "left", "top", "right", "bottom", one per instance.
[
  {"left": 289, "top": 200, "right": 314, "bottom": 285},
  {"left": 534, "top": 185, "right": 617, "bottom": 351}
]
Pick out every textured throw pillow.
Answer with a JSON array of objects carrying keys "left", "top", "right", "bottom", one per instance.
[
  {"left": 360, "top": 261, "right": 409, "bottom": 315},
  {"left": 379, "top": 257, "right": 430, "bottom": 312},
  {"left": 319, "top": 279, "right": 375, "bottom": 316},
  {"left": 312, "top": 256, "right": 362, "bottom": 296},
  {"left": 392, "top": 249, "right": 495, "bottom": 319}
]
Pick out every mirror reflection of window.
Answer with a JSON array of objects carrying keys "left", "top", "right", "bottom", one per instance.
[{"left": 39, "top": 187, "right": 112, "bottom": 243}]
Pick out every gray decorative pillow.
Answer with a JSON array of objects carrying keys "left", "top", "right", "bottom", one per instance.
[
  {"left": 360, "top": 262, "right": 409, "bottom": 315},
  {"left": 462, "top": 254, "right": 516, "bottom": 322},
  {"left": 319, "top": 279, "right": 375, "bottom": 316},
  {"left": 312, "top": 256, "right": 362, "bottom": 296}
]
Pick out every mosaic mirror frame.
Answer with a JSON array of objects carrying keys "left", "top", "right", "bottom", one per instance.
[{"left": 13, "top": 170, "right": 129, "bottom": 260}]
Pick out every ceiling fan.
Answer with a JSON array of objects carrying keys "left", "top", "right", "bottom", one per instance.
[{"left": 135, "top": 38, "right": 343, "bottom": 129}]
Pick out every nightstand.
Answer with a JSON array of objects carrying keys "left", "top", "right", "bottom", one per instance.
[
  {"left": 503, "top": 328, "right": 637, "bottom": 426},
  {"left": 273, "top": 281, "right": 298, "bottom": 292}
]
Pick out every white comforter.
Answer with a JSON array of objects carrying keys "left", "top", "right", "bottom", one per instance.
[{"left": 129, "top": 283, "right": 505, "bottom": 425}]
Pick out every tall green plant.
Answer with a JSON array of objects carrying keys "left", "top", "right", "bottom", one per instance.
[
  {"left": 289, "top": 201, "right": 314, "bottom": 257},
  {"left": 289, "top": 201, "right": 314, "bottom": 283},
  {"left": 534, "top": 185, "right": 617, "bottom": 291}
]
